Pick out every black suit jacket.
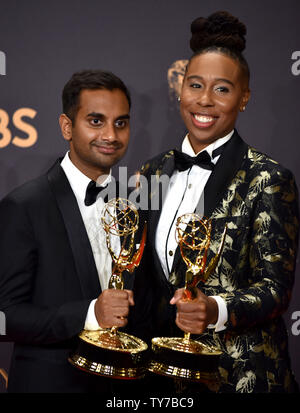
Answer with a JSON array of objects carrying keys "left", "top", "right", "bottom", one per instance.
[
  {"left": 136, "top": 130, "right": 299, "bottom": 393},
  {"left": 0, "top": 160, "right": 135, "bottom": 393}
]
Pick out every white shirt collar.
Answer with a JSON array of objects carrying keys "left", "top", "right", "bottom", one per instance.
[
  {"left": 182, "top": 130, "right": 234, "bottom": 158},
  {"left": 60, "top": 152, "right": 112, "bottom": 203}
]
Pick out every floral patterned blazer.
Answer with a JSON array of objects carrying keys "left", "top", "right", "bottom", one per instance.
[{"left": 134, "top": 130, "right": 299, "bottom": 393}]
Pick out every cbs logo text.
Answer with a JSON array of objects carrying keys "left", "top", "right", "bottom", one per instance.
[{"left": 0, "top": 108, "right": 38, "bottom": 148}]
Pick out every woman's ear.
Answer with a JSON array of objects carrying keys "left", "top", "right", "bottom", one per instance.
[{"left": 240, "top": 89, "right": 251, "bottom": 112}]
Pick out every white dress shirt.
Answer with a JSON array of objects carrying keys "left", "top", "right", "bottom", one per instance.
[
  {"left": 155, "top": 131, "right": 234, "bottom": 332},
  {"left": 61, "top": 152, "right": 117, "bottom": 330}
]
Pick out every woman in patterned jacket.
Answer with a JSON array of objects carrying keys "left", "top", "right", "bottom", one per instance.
[{"left": 133, "top": 11, "right": 299, "bottom": 393}]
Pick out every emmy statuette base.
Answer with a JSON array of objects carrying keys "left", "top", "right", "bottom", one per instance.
[
  {"left": 69, "top": 329, "right": 148, "bottom": 380},
  {"left": 148, "top": 337, "right": 222, "bottom": 390}
]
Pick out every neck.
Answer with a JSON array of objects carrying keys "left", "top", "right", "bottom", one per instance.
[
  {"left": 68, "top": 153, "right": 110, "bottom": 182},
  {"left": 188, "top": 135, "right": 216, "bottom": 154},
  {"left": 187, "top": 130, "right": 235, "bottom": 155}
]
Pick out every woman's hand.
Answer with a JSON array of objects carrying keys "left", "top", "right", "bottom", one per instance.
[{"left": 170, "top": 288, "right": 218, "bottom": 334}]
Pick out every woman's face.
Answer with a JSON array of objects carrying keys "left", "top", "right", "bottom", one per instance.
[{"left": 180, "top": 52, "right": 250, "bottom": 153}]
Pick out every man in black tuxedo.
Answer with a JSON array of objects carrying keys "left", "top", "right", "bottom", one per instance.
[{"left": 0, "top": 70, "right": 136, "bottom": 392}]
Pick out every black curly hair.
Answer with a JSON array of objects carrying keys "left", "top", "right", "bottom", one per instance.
[{"left": 188, "top": 11, "right": 250, "bottom": 83}]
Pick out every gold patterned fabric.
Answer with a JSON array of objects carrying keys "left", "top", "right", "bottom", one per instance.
[{"left": 138, "top": 134, "right": 299, "bottom": 393}]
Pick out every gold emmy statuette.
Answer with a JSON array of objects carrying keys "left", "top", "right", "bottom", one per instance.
[
  {"left": 148, "top": 213, "right": 227, "bottom": 387},
  {"left": 69, "top": 198, "right": 148, "bottom": 379}
]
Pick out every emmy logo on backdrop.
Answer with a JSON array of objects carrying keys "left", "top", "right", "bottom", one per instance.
[
  {"left": 69, "top": 198, "right": 148, "bottom": 379},
  {"left": 148, "top": 213, "right": 227, "bottom": 389}
]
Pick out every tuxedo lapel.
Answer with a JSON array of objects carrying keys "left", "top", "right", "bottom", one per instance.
[
  {"left": 148, "top": 152, "right": 176, "bottom": 247},
  {"left": 47, "top": 160, "right": 101, "bottom": 299},
  {"left": 204, "top": 130, "right": 248, "bottom": 218},
  {"left": 147, "top": 152, "right": 176, "bottom": 281}
]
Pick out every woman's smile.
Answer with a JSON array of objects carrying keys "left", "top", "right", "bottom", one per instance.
[{"left": 191, "top": 112, "right": 219, "bottom": 128}]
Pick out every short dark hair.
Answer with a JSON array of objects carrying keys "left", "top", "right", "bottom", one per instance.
[{"left": 62, "top": 70, "right": 131, "bottom": 123}]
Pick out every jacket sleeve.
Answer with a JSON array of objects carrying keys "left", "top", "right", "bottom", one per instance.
[
  {"left": 0, "top": 195, "right": 91, "bottom": 345},
  {"left": 216, "top": 168, "right": 299, "bottom": 330}
]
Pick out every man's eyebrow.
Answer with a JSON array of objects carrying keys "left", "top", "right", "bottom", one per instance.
[
  {"left": 117, "top": 114, "right": 130, "bottom": 120},
  {"left": 187, "top": 75, "right": 234, "bottom": 87},
  {"left": 86, "top": 112, "right": 104, "bottom": 118},
  {"left": 86, "top": 112, "right": 130, "bottom": 120}
]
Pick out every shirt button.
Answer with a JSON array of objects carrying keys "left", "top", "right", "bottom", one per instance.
[
  {"left": 188, "top": 183, "right": 192, "bottom": 189},
  {"left": 169, "top": 250, "right": 173, "bottom": 256}
]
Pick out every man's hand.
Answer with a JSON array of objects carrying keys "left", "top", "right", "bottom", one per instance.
[
  {"left": 170, "top": 288, "right": 218, "bottom": 334},
  {"left": 94, "top": 289, "right": 134, "bottom": 329}
]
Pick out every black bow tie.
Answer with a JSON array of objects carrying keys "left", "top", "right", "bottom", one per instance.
[
  {"left": 84, "top": 181, "right": 108, "bottom": 206},
  {"left": 173, "top": 141, "right": 228, "bottom": 172},
  {"left": 174, "top": 150, "right": 214, "bottom": 172}
]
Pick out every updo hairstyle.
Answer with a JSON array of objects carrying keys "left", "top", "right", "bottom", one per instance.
[{"left": 189, "top": 11, "right": 250, "bottom": 82}]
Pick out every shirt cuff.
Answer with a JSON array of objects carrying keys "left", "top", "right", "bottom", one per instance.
[
  {"left": 84, "top": 299, "right": 101, "bottom": 331},
  {"left": 207, "top": 296, "right": 228, "bottom": 332}
]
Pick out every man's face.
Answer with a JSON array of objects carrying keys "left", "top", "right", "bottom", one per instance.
[{"left": 60, "top": 88, "right": 130, "bottom": 180}]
